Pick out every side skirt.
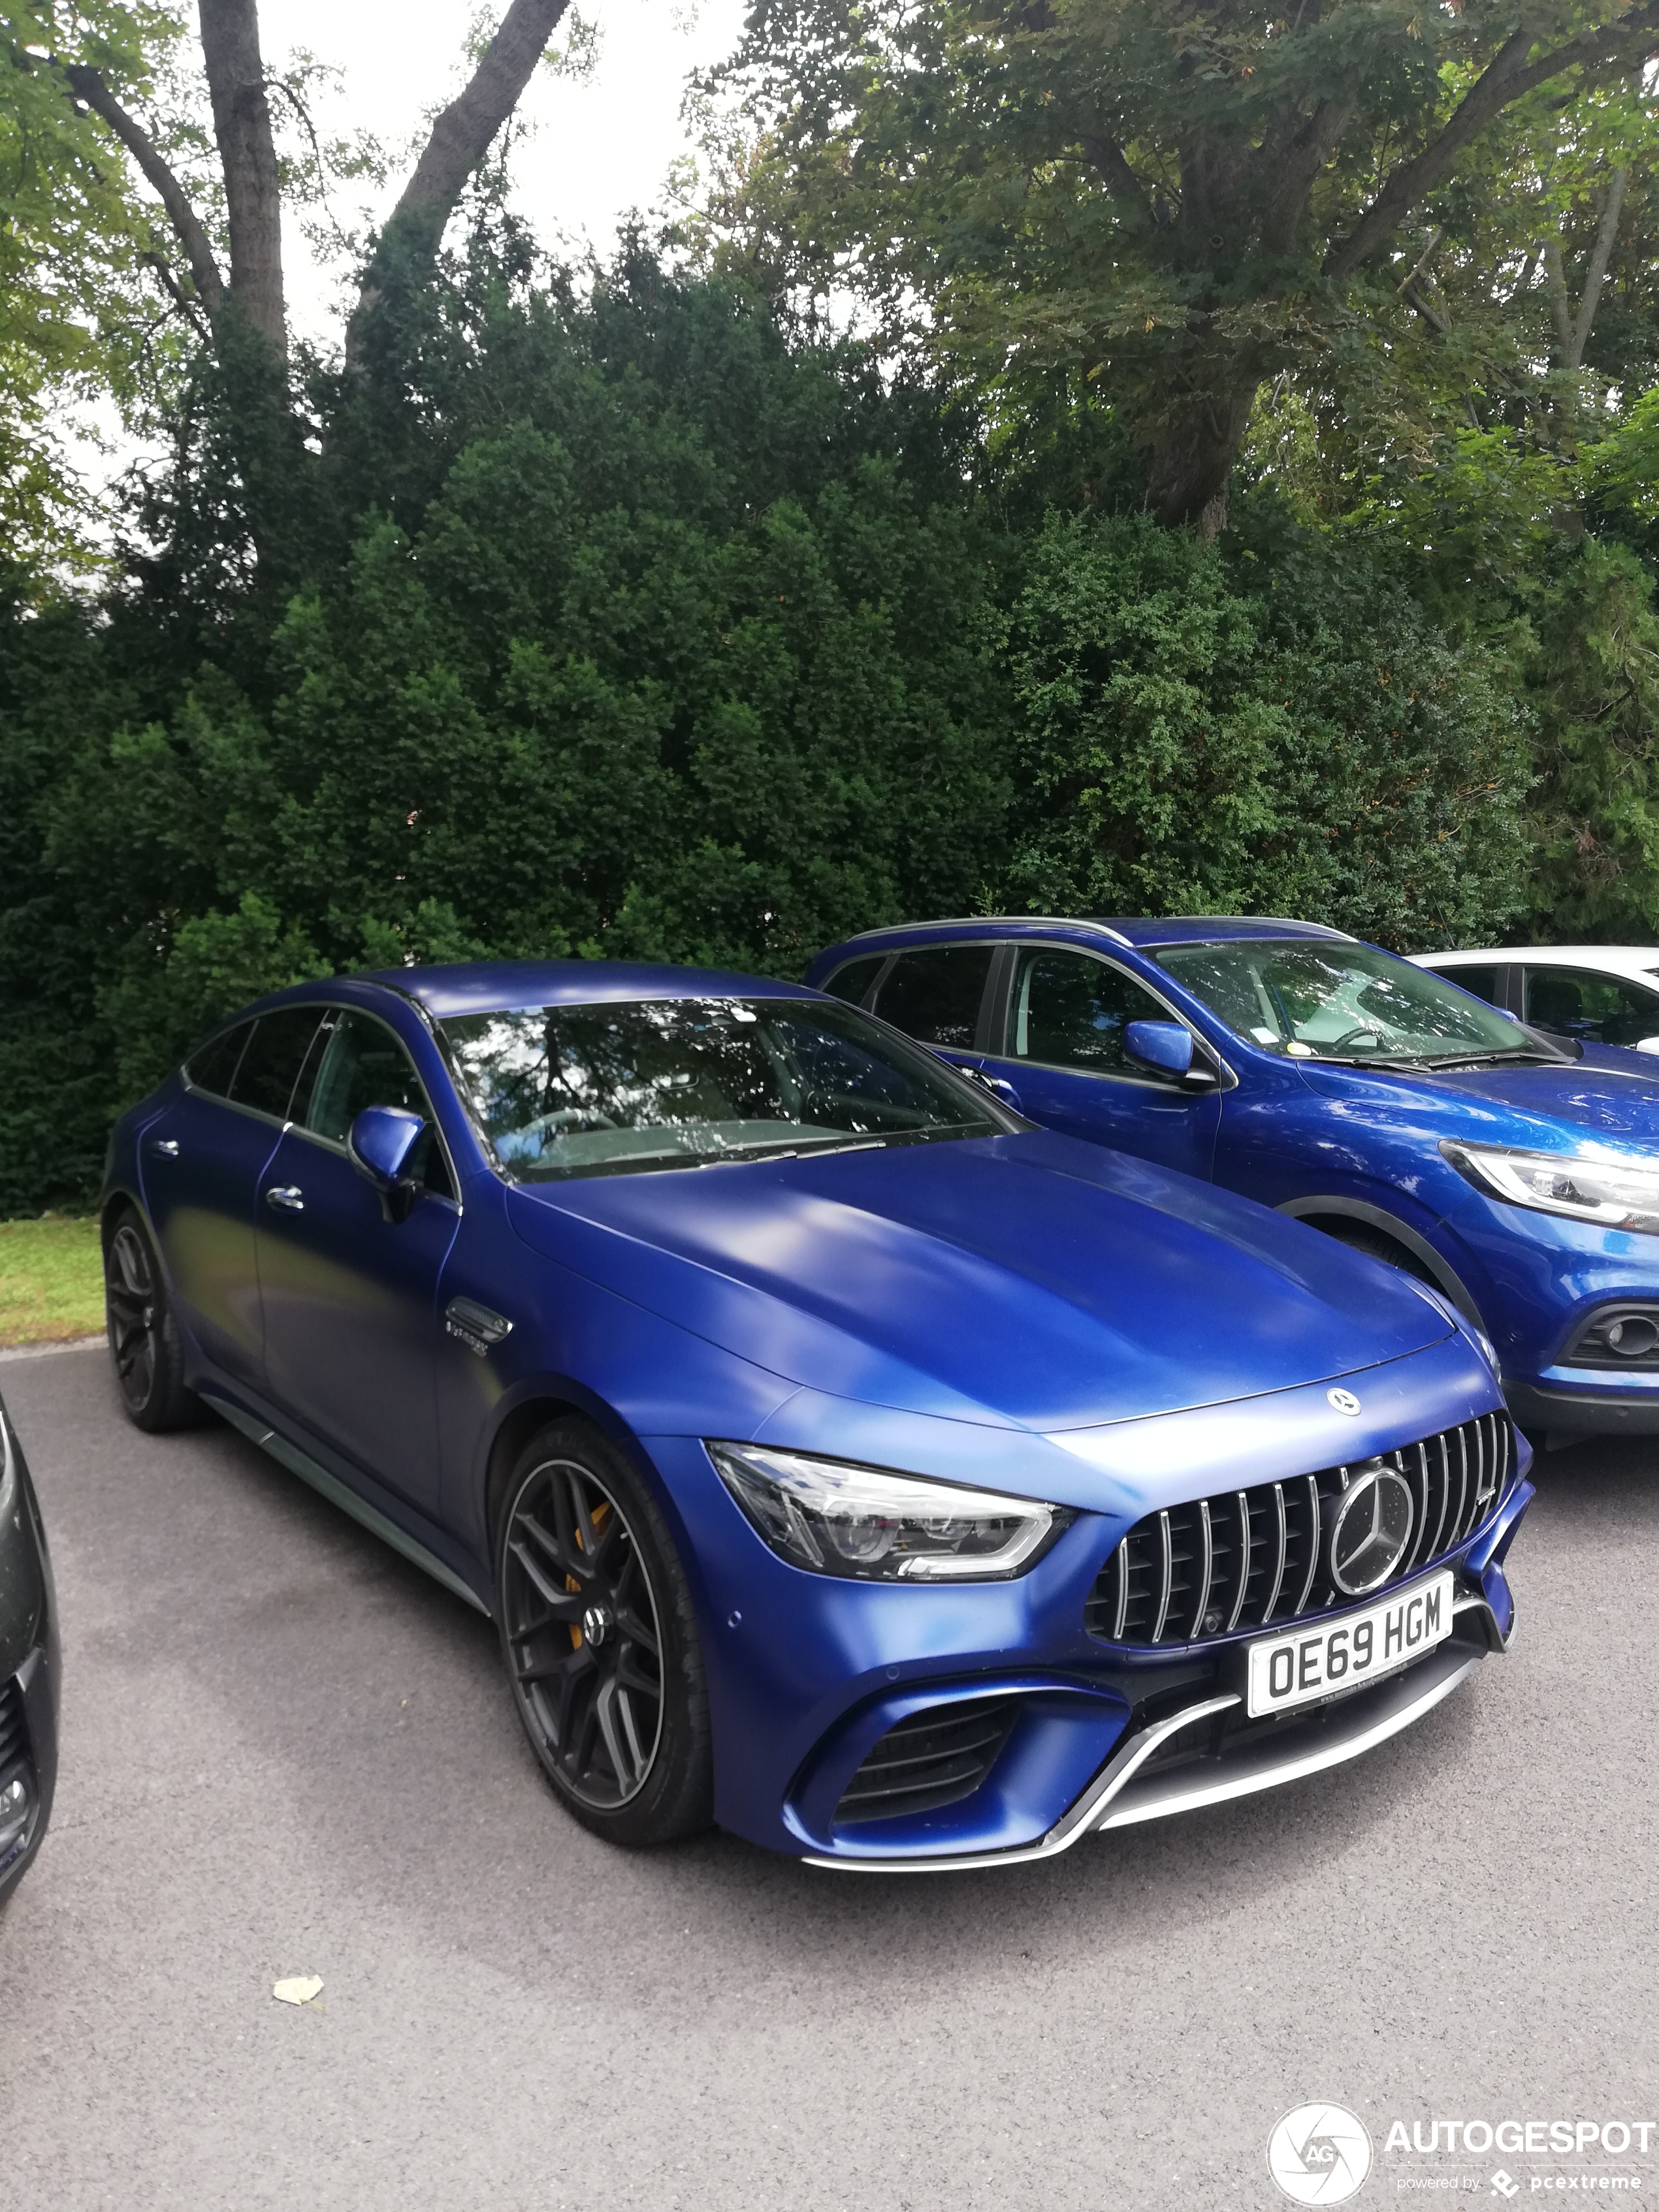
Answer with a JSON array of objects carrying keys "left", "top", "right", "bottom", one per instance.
[{"left": 202, "top": 1390, "right": 491, "bottom": 1617}]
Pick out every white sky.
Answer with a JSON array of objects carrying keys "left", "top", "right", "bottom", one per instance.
[{"left": 259, "top": 0, "right": 750, "bottom": 344}]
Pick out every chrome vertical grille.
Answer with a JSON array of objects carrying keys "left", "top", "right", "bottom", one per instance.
[{"left": 1085, "top": 1409, "right": 1512, "bottom": 1649}]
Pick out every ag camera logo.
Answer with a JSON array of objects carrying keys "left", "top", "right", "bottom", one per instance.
[{"left": 1268, "top": 2104, "right": 1374, "bottom": 2204}]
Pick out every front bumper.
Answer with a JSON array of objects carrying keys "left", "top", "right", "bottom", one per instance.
[{"left": 1509, "top": 1378, "right": 1659, "bottom": 1442}]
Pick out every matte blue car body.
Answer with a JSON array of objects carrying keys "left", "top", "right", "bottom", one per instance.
[
  {"left": 807, "top": 914, "right": 1659, "bottom": 1445},
  {"left": 103, "top": 958, "right": 1530, "bottom": 1865}
]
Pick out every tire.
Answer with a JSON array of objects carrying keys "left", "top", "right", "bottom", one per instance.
[
  {"left": 103, "top": 1206, "right": 202, "bottom": 1433},
  {"left": 496, "top": 1419, "right": 713, "bottom": 1847}
]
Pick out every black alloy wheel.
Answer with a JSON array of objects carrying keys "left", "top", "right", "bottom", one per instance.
[
  {"left": 497, "top": 1420, "right": 711, "bottom": 1846},
  {"left": 103, "top": 1209, "right": 199, "bottom": 1432}
]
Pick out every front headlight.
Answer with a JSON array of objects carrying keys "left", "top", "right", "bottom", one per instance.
[
  {"left": 1443, "top": 1140, "right": 1659, "bottom": 1234},
  {"left": 0, "top": 1404, "right": 14, "bottom": 1528},
  {"left": 707, "top": 1442, "right": 1072, "bottom": 1581}
]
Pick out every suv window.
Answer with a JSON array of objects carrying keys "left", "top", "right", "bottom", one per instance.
[
  {"left": 227, "top": 1008, "right": 325, "bottom": 1121},
  {"left": 185, "top": 1021, "right": 254, "bottom": 1097},
  {"left": 821, "top": 954, "right": 886, "bottom": 1009},
  {"left": 1432, "top": 964, "right": 1504, "bottom": 1008},
  {"left": 303, "top": 1012, "right": 455, "bottom": 1196},
  {"left": 1524, "top": 967, "right": 1659, "bottom": 1048},
  {"left": 1007, "top": 947, "right": 1178, "bottom": 1077},
  {"left": 871, "top": 945, "right": 993, "bottom": 1050}
]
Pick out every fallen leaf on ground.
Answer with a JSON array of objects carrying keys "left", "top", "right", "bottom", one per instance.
[{"left": 272, "top": 1976, "right": 324, "bottom": 2006}]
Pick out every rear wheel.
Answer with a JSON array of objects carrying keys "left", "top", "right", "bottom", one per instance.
[
  {"left": 103, "top": 1208, "right": 201, "bottom": 1432},
  {"left": 496, "top": 1419, "right": 712, "bottom": 1847}
]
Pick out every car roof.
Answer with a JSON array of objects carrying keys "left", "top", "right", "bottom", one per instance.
[
  {"left": 356, "top": 959, "right": 823, "bottom": 1019},
  {"left": 1415, "top": 946, "right": 1659, "bottom": 970},
  {"left": 823, "top": 914, "right": 1351, "bottom": 955}
]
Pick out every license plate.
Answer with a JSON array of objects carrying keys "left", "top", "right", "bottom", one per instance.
[{"left": 1246, "top": 1571, "right": 1455, "bottom": 1718}]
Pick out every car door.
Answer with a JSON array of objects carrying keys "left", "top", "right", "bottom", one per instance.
[
  {"left": 976, "top": 942, "right": 1222, "bottom": 1178},
  {"left": 139, "top": 1009, "right": 323, "bottom": 1386},
  {"left": 1521, "top": 964, "right": 1659, "bottom": 1050},
  {"left": 255, "top": 1006, "right": 461, "bottom": 1513}
]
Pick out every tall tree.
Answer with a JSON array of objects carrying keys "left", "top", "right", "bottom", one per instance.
[
  {"left": 54, "top": 0, "right": 576, "bottom": 368},
  {"left": 701, "top": 0, "right": 1659, "bottom": 532}
]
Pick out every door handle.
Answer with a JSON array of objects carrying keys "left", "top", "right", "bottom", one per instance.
[
  {"left": 148, "top": 1138, "right": 180, "bottom": 1158},
  {"left": 265, "top": 1185, "right": 304, "bottom": 1213}
]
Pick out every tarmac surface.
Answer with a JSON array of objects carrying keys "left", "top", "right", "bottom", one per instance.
[{"left": 1, "top": 1339, "right": 1655, "bottom": 2211}]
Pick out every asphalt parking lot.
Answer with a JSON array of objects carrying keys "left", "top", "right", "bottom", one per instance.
[{"left": 2, "top": 1341, "right": 1656, "bottom": 2211}]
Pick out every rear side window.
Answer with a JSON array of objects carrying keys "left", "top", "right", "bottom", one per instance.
[
  {"left": 303, "top": 1012, "right": 453, "bottom": 1196},
  {"left": 227, "top": 1009, "right": 325, "bottom": 1121},
  {"left": 1005, "top": 948, "right": 1178, "bottom": 1076},
  {"left": 872, "top": 945, "right": 994, "bottom": 1050},
  {"left": 822, "top": 954, "right": 886, "bottom": 1008},
  {"left": 1432, "top": 964, "right": 1503, "bottom": 1007},
  {"left": 185, "top": 1021, "right": 253, "bottom": 1097},
  {"left": 1524, "top": 967, "right": 1659, "bottom": 1048}
]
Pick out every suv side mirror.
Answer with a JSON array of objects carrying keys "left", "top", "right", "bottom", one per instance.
[
  {"left": 1124, "top": 1019, "right": 1196, "bottom": 1079},
  {"left": 348, "top": 1105, "right": 426, "bottom": 1219}
]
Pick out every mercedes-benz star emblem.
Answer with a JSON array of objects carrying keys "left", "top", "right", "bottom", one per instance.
[
  {"left": 1329, "top": 1463, "right": 1417, "bottom": 1595},
  {"left": 1326, "top": 1387, "right": 1362, "bottom": 1416}
]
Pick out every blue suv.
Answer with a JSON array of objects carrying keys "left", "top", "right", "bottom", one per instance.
[{"left": 807, "top": 916, "right": 1659, "bottom": 1448}]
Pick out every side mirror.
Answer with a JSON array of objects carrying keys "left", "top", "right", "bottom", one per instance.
[
  {"left": 1124, "top": 1019, "right": 1196, "bottom": 1078},
  {"left": 348, "top": 1105, "right": 426, "bottom": 1219}
]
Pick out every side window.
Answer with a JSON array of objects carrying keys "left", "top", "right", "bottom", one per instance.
[
  {"left": 871, "top": 945, "right": 994, "bottom": 1049},
  {"left": 227, "top": 1009, "right": 325, "bottom": 1121},
  {"left": 303, "top": 1012, "right": 455, "bottom": 1196},
  {"left": 1006, "top": 948, "right": 1180, "bottom": 1078},
  {"left": 185, "top": 1021, "right": 254, "bottom": 1098},
  {"left": 822, "top": 954, "right": 887, "bottom": 1009},
  {"left": 1434, "top": 965, "right": 1503, "bottom": 1008},
  {"left": 1524, "top": 967, "right": 1659, "bottom": 1048}
]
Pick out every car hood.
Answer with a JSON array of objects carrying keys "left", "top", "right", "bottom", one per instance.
[
  {"left": 1300, "top": 1046, "right": 1659, "bottom": 1152},
  {"left": 506, "top": 1130, "right": 1451, "bottom": 1432}
]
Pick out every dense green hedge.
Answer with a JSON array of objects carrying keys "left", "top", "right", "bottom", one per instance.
[{"left": 0, "top": 253, "right": 1534, "bottom": 1216}]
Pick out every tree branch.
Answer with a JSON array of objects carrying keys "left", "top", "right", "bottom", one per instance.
[
  {"left": 61, "top": 63, "right": 225, "bottom": 317},
  {"left": 1325, "top": 17, "right": 1659, "bottom": 283},
  {"left": 385, "top": 0, "right": 573, "bottom": 249},
  {"left": 1078, "top": 130, "right": 1157, "bottom": 227},
  {"left": 1567, "top": 162, "right": 1627, "bottom": 368}
]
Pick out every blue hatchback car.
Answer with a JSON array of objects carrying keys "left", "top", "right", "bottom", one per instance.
[
  {"left": 102, "top": 959, "right": 1530, "bottom": 1869},
  {"left": 807, "top": 914, "right": 1659, "bottom": 1449}
]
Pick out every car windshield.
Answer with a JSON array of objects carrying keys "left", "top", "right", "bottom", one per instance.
[
  {"left": 1154, "top": 940, "right": 1558, "bottom": 1064},
  {"left": 440, "top": 996, "right": 1002, "bottom": 1180}
]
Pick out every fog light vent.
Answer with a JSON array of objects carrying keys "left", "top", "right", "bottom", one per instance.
[
  {"left": 1564, "top": 1304, "right": 1659, "bottom": 1368},
  {"left": 834, "top": 1696, "right": 1019, "bottom": 1827}
]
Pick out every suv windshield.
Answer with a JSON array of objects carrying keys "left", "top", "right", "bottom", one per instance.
[
  {"left": 1155, "top": 940, "right": 1559, "bottom": 1065},
  {"left": 440, "top": 996, "right": 1003, "bottom": 1180}
]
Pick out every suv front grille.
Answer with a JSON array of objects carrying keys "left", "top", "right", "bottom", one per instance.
[
  {"left": 1086, "top": 1410, "right": 1511, "bottom": 1649},
  {"left": 835, "top": 1697, "right": 1019, "bottom": 1827},
  {"left": 0, "top": 1678, "right": 25, "bottom": 1772}
]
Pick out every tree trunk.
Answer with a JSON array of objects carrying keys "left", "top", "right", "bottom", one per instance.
[
  {"left": 197, "top": 0, "right": 285, "bottom": 355},
  {"left": 1145, "top": 382, "right": 1259, "bottom": 537}
]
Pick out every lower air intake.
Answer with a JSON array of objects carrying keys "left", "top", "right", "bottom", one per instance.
[
  {"left": 0, "top": 1678, "right": 25, "bottom": 1772},
  {"left": 835, "top": 1697, "right": 1019, "bottom": 1827}
]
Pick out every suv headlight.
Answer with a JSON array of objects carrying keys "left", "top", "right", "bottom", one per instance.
[
  {"left": 707, "top": 1442, "right": 1072, "bottom": 1581},
  {"left": 1443, "top": 1140, "right": 1659, "bottom": 1234}
]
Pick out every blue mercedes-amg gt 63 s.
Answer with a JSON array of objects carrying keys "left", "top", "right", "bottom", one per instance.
[
  {"left": 809, "top": 915, "right": 1659, "bottom": 1452},
  {"left": 102, "top": 961, "right": 1531, "bottom": 1869}
]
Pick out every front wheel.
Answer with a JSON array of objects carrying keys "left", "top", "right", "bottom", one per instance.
[
  {"left": 496, "top": 1419, "right": 712, "bottom": 1847},
  {"left": 103, "top": 1208, "right": 201, "bottom": 1432}
]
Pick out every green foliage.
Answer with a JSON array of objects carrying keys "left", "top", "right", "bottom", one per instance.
[
  {"left": 0, "top": 253, "right": 1547, "bottom": 1212},
  {"left": 1522, "top": 536, "right": 1659, "bottom": 939},
  {"left": 1003, "top": 513, "right": 1530, "bottom": 946}
]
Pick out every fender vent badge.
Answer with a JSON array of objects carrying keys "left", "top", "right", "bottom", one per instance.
[{"left": 445, "top": 1296, "right": 513, "bottom": 1358}]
